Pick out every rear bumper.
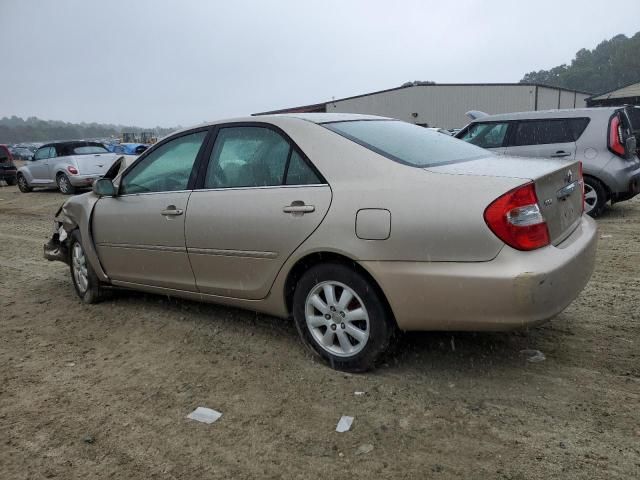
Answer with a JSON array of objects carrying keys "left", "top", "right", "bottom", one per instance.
[
  {"left": 0, "top": 168, "right": 17, "bottom": 179},
  {"left": 44, "top": 233, "right": 69, "bottom": 264},
  {"left": 361, "top": 215, "right": 598, "bottom": 331},
  {"left": 611, "top": 171, "right": 640, "bottom": 203},
  {"left": 68, "top": 174, "right": 100, "bottom": 187}
]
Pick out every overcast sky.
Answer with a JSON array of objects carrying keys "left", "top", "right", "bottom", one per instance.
[{"left": 1, "top": 0, "right": 638, "bottom": 127}]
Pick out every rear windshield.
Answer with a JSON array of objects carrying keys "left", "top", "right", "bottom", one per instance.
[{"left": 323, "top": 120, "right": 489, "bottom": 167}]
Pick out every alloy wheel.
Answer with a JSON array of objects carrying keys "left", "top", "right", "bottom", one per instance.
[
  {"left": 58, "top": 175, "right": 70, "bottom": 193},
  {"left": 304, "top": 281, "right": 370, "bottom": 357},
  {"left": 72, "top": 243, "right": 89, "bottom": 293},
  {"left": 584, "top": 183, "right": 598, "bottom": 214}
]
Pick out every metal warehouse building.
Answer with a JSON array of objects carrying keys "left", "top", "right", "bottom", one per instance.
[{"left": 256, "top": 83, "right": 591, "bottom": 129}]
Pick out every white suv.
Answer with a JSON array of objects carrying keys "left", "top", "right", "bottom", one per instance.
[{"left": 456, "top": 107, "right": 640, "bottom": 216}]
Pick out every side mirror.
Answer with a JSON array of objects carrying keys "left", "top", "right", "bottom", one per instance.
[{"left": 93, "top": 178, "right": 116, "bottom": 197}]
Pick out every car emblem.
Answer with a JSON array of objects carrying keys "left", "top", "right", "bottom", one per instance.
[{"left": 564, "top": 170, "right": 573, "bottom": 184}]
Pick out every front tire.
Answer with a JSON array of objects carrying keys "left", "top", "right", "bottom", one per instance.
[
  {"left": 293, "top": 263, "right": 395, "bottom": 372},
  {"left": 17, "top": 174, "right": 32, "bottom": 192},
  {"left": 69, "top": 230, "right": 109, "bottom": 303},
  {"left": 584, "top": 176, "right": 607, "bottom": 217},
  {"left": 57, "top": 173, "right": 76, "bottom": 195}
]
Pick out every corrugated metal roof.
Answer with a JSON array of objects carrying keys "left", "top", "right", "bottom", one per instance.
[
  {"left": 254, "top": 83, "right": 592, "bottom": 116},
  {"left": 589, "top": 81, "right": 640, "bottom": 100}
]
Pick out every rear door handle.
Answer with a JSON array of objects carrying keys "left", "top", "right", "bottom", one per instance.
[
  {"left": 283, "top": 202, "right": 315, "bottom": 214},
  {"left": 550, "top": 151, "right": 571, "bottom": 158},
  {"left": 161, "top": 205, "right": 184, "bottom": 216}
]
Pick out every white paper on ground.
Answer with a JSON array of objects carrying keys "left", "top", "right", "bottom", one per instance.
[
  {"left": 187, "top": 407, "right": 222, "bottom": 424},
  {"left": 336, "top": 415, "right": 354, "bottom": 432}
]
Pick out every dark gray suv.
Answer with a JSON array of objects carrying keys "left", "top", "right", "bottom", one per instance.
[{"left": 456, "top": 106, "right": 640, "bottom": 216}]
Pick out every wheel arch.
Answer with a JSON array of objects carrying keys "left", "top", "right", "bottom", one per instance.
[{"left": 283, "top": 251, "right": 396, "bottom": 325}]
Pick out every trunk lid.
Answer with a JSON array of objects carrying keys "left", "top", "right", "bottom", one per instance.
[
  {"left": 425, "top": 156, "right": 583, "bottom": 245},
  {"left": 74, "top": 153, "right": 119, "bottom": 175}
]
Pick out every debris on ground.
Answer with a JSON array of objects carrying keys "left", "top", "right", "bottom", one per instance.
[
  {"left": 187, "top": 407, "right": 222, "bottom": 424},
  {"left": 354, "top": 391, "right": 365, "bottom": 396},
  {"left": 356, "top": 444, "right": 374, "bottom": 455},
  {"left": 83, "top": 435, "right": 95, "bottom": 444},
  {"left": 336, "top": 415, "right": 354, "bottom": 433},
  {"left": 520, "top": 349, "right": 546, "bottom": 363}
]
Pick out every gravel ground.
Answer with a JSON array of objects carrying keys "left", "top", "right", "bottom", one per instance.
[{"left": 1, "top": 184, "right": 639, "bottom": 479}]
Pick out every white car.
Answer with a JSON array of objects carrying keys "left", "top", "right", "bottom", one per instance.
[{"left": 17, "top": 141, "right": 119, "bottom": 194}]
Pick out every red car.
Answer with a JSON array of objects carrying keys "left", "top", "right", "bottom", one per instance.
[{"left": 0, "top": 145, "right": 18, "bottom": 186}]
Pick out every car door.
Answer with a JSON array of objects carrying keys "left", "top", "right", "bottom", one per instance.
[
  {"left": 30, "top": 146, "right": 55, "bottom": 183},
  {"left": 92, "top": 129, "right": 209, "bottom": 291},
  {"left": 458, "top": 122, "right": 510, "bottom": 155},
  {"left": 505, "top": 119, "right": 576, "bottom": 159},
  {"left": 185, "top": 124, "right": 331, "bottom": 300}
]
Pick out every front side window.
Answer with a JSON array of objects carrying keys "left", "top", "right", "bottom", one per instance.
[
  {"left": 205, "top": 127, "right": 291, "bottom": 189},
  {"left": 460, "top": 122, "right": 509, "bottom": 149},
  {"left": 325, "top": 120, "right": 488, "bottom": 167},
  {"left": 34, "top": 147, "right": 53, "bottom": 160},
  {"left": 512, "top": 120, "right": 573, "bottom": 146},
  {"left": 120, "top": 130, "right": 207, "bottom": 194}
]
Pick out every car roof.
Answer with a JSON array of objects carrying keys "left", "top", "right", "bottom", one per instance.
[
  {"left": 473, "top": 107, "right": 618, "bottom": 122},
  {"left": 163, "top": 113, "right": 394, "bottom": 140}
]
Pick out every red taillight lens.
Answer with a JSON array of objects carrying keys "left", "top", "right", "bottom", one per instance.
[
  {"left": 484, "top": 182, "right": 550, "bottom": 251},
  {"left": 608, "top": 114, "right": 625, "bottom": 156},
  {"left": 67, "top": 166, "right": 78, "bottom": 175}
]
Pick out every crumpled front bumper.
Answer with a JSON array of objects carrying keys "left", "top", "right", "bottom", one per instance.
[{"left": 43, "top": 209, "right": 70, "bottom": 264}]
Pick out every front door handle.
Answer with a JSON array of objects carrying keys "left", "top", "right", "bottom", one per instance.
[
  {"left": 550, "top": 151, "right": 571, "bottom": 158},
  {"left": 283, "top": 201, "right": 315, "bottom": 214},
  {"left": 161, "top": 205, "right": 184, "bottom": 216}
]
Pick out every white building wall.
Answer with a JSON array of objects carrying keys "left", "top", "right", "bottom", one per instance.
[{"left": 326, "top": 85, "right": 588, "bottom": 129}]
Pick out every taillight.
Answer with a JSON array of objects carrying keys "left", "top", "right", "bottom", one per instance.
[
  {"left": 67, "top": 166, "right": 78, "bottom": 175},
  {"left": 608, "top": 114, "right": 625, "bottom": 157},
  {"left": 484, "top": 182, "right": 550, "bottom": 251}
]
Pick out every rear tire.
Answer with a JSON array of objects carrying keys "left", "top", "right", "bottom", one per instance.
[
  {"left": 293, "top": 262, "right": 396, "bottom": 372},
  {"left": 69, "top": 230, "right": 109, "bottom": 304},
  {"left": 57, "top": 173, "right": 76, "bottom": 195},
  {"left": 17, "top": 174, "right": 32, "bottom": 192},
  {"left": 584, "top": 177, "right": 607, "bottom": 217}
]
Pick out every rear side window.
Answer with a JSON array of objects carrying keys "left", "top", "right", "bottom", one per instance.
[
  {"left": 204, "top": 126, "right": 323, "bottom": 189},
  {"left": 72, "top": 145, "right": 109, "bottom": 155},
  {"left": 285, "top": 150, "right": 321, "bottom": 185},
  {"left": 324, "top": 120, "right": 488, "bottom": 167},
  {"left": 511, "top": 120, "right": 574, "bottom": 146},
  {"left": 567, "top": 118, "right": 590, "bottom": 141},
  {"left": 460, "top": 122, "right": 509, "bottom": 149}
]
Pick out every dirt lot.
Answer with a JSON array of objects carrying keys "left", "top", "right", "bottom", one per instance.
[{"left": 1, "top": 184, "right": 638, "bottom": 479}]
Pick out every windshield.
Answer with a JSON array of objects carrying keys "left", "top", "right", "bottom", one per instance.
[{"left": 323, "top": 120, "right": 489, "bottom": 167}]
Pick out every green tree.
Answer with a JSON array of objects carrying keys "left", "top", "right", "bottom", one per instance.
[{"left": 521, "top": 32, "right": 640, "bottom": 94}]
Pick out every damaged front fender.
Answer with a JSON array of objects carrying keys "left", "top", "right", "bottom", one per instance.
[{"left": 43, "top": 192, "right": 110, "bottom": 283}]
